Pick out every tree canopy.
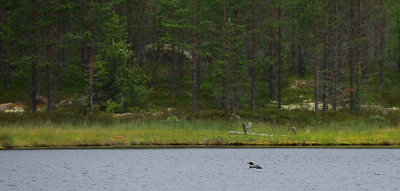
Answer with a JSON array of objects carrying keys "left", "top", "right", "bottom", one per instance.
[{"left": 1, "top": 0, "right": 400, "bottom": 114}]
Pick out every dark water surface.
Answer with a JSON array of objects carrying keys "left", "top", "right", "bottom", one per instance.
[{"left": 1, "top": 148, "right": 400, "bottom": 191}]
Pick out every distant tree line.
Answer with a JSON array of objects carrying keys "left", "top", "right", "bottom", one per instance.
[{"left": 0, "top": 0, "right": 399, "bottom": 114}]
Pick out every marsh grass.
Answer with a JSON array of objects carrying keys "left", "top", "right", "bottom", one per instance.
[{"left": 1, "top": 119, "right": 399, "bottom": 149}]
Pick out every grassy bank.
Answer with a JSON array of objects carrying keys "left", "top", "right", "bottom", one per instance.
[{"left": 1, "top": 120, "right": 399, "bottom": 149}]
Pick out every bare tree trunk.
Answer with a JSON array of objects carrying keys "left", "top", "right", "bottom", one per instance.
[
  {"left": 290, "top": 7, "right": 296, "bottom": 76},
  {"left": 47, "top": 65, "right": 53, "bottom": 113},
  {"left": 315, "top": 3, "right": 319, "bottom": 114},
  {"left": 31, "top": 0, "right": 38, "bottom": 112},
  {"left": 354, "top": 0, "right": 363, "bottom": 110},
  {"left": 349, "top": 0, "right": 355, "bottom": 112},
  {"left": 192, "top": 0, "right": 197, "bottom": 112},
  {"left": 151, "top": 0, "right": 157, "bottom": 88},
  {"left": 332, "top": 0, "right": 338, "bottom": 110},
  {"left": 269, "top": 0, "right": 275, "bottom": 100},
  {"left": 337, "top": 29, "right": 342, "bottom": 88},
  {"left": 140, "top": 1, "right": 146, "bottom": 67},
  {"left": 171, "top": 7, "right": 176, "bottom": 99},
  {"left": 298, "top": 45, "right": 305, "bottom": 77},
  {"left": 225, "top": 1, "right": 230, "bottom": 111},
  {"left": 234, "top": 9, "right": 239, "bottom": 111},
  {"left": 57, "top": 1, "right": 65, "bottom": 91},
  {"left": 177, "top": 45, "right": 182, "bottom": 97},
  {"left": 323, "top": 0, "right": 329, "bottom": 112},
  {"left": 379, "top": 0, "right": 385, "bottom": 89},
  {"left": 278, "top": 5, "right": 282, "bottom": 109},
  {"left": 32, "top": 60, "right": 38, "bottom": 112},
  {"left": 57, "top": 32, "right": 65, "bottom": 91},
  {"left": 88, "top": 0, "right": 94, "bottom": 114},
  {"left": 357, "top": 0, "right": 362, "bottom": 85},
  {"left": 47, "top": 1, "right": 53, "bottom": 114},
  {"left": 221, "top": 0, "right": 227, "bottom": 110},
  {"left": 251, "top": 0, "right": 256, "bottom": 111}
]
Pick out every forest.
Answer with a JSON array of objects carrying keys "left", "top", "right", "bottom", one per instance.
[{"left": 1, "top": 0, "right": 400, "bottom": 118}]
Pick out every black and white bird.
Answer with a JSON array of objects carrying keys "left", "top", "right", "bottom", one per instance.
[{"left": 248, "top": 161, "right": 262, "bottom": 169}]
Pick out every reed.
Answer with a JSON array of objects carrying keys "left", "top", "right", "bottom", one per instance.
[{"left": 1, "top": 120, "right": 399, "bottom": 149}]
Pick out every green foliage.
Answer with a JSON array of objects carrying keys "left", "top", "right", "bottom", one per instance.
[
  {"left": 0, "top": 133, "right": 14, "bottom": 149},
  {"left": 165, "top": 115, "right": 181, "bottom": 123},
  {"left": 105, "top": 99, "right": 122, "bottom": 115},
  {"left": 369, "top": 115, "right": 386, "bottom": 124},
  {"left": 116, "top": 66, "right": 153, "bottom": 108},
  {"left": 1, "top": 0, "right": 400, "bottom": 124},
  {"left": 99, "top": 13, "right": 131, "bottom": 61},
  {"left": 308, "top": 114, "right": 323, "bottom": 127}
]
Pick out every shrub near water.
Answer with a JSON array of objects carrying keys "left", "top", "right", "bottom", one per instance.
[{"left": 0, "top": 133, "right": 14, "bottom": 149}]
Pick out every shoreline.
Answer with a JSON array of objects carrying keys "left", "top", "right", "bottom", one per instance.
[{"left": 2, "top": 140, "right": 400, "bottom": 150}]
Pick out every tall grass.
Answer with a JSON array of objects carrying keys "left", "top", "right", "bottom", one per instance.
[{"left": 1, "top": 119, "right": 399, "bottom": 149}]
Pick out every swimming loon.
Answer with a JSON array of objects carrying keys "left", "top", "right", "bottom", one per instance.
[{"left": 248, "top": 161, "right": 262, "bottom": 169}]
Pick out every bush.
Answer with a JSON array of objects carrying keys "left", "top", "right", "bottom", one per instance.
[
  {"left": 0, "top": 133, "right": 14, "bottom": 149},
  {"left": 105, "top": 99, "right": 122, "bottom": 115}
]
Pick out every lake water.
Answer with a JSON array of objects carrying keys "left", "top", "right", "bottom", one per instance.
[{"left": 1, "top": 147, "right": 399, "bottom": 191}]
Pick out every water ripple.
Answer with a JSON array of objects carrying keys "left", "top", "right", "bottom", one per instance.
[{"left": 0, "top": 148, "right": 399, "bottom": 191}]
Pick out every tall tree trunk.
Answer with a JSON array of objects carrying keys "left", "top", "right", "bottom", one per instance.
[
  {"left": 315, "top": 2, "right": 319, "bottom": 114},
  {"left": 349, "top": 0, "right": 355, "bottom": 112},
  {"left": 322, "top": 0, "right": 329, "bottom": 112},
  {"left": 221, "top": 0, "right": 227, "bottom": 110},
  {"left": 141, "top": 1, "right": 147, "bottom": 67},
  {"left": 269, "top": 0, "right": 275, "bottom": 100},
  {"left": 332, "top": 0, "right": 338, "bottom": 110},
  {"left": 355, "top": 0, "right": 362, "bottom": 110},
  {"left": 31, "top": 0, "right": 38, "bottom": 112},
  {"left": 226, "top": 7, "right": 230, "bottom": 111},
  {"left": 192, "top": 0, "right": 197, "bottom": 112},
  {"left": 290, "top": 7, "right": 296, "bottom": 76},
  {"left": 251, "top": 0, "right": 256, "bottom": 111},
  {"left": 57, "top": 5, "right": 66, "bottom": 92},
  {"left": 88, "top": 0, "right": 94, "bottom": 114},
  {"left": 278, "top": 5, "right": 282, "bottom": 109},
  {"left": 357, "top": 0, "right": 362, "bottom": 85},
  {"left": 337, "top": 28, "right": 342, "bottom": 89},
  {"left": 234, "top": 9, "right": 239, "bottom": 111},
  {"left": 47, "top": 1, "right": 53, "bottom": 114},
  {"left": 171, "top": 7, "right": 176, "bottom": 99},
  {"left": 379, "top": 0, "right": 385, "bottom": 89},
  {"left": 177, "top": 45, "right": 182, "bottom": 97},
  {"left": 298, "top": 45, "right": 305, "bottom": 77},
  {"left": 151, "top": 0, "right": 157, "bottom": 88},
  {"left": 32, "top": 59, "right": 38, "bottom": 112}
]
